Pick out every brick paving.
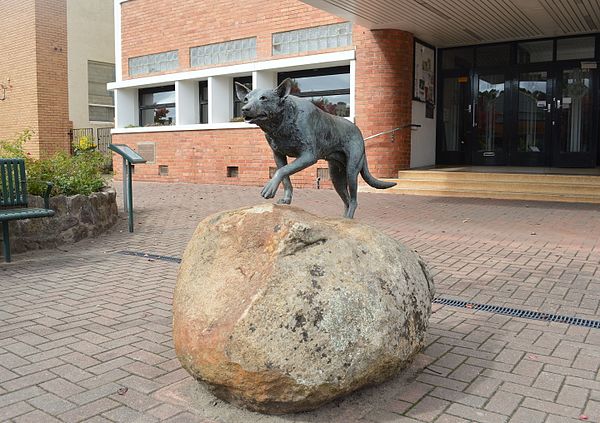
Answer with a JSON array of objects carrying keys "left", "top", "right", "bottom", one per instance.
[{"left": 1, "top": 182, "right": 600, "bottom": 422}]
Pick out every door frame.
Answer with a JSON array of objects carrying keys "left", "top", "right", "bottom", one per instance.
[
  {"left": 507, "top": 64, "right": 554, "bottom": 166},
  {"left": 551, "top": 63, "right": 599, "bottom": 167},
  {"left": 436, "top": 70, "right": 473, "bottom": 165}
]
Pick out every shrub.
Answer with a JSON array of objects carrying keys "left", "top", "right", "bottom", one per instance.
[{"left": 0, "top": 130, "right": 108, "bottom": 197}]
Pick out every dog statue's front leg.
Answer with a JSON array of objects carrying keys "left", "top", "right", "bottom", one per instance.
[
  {"left": 273, "top": 152, "right": 293, "bottom": 204},
  {"left": 262, "top": 153, "right": 317, "bottom": 199}
]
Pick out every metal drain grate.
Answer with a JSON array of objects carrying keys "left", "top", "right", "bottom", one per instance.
[
  {"left": 435, "top": 297, "right": 600, "bottom": 329},
  {"left": 117, "top": 250, "right": 182, "bottom": 263}
]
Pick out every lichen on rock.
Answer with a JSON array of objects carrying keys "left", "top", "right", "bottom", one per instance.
[{"left": 173, "top": 204, "right": 435, "bottom": 414}]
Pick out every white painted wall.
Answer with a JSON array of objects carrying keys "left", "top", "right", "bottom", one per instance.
[
  {"left": 67, "top": 0, "right": 115, "bottom": 129},
  {"left": 209, "top": 76, "right": 232, "bottom": 123},
  {"left": 253, "top": 70, "right": 277, "bottom": 89},
  {"left": 410, "top": 101, "right": 436, "bottom": 168},
  {"left": 176, "top": 80, "right": 199, "bottom": 125},
  {"left": 114, "top": 89, "right": 138, "bottom": 128}
]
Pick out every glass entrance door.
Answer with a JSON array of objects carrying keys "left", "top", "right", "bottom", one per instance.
[
  {"left": 553, "top": 68, "right": 597, "bottom": 167},
  {"left": 473, "top": 73, "right": 507, "bottom": 165},
  {"left": 438, "top": 75, "right": 471, "bottom": 164},
  {"left": 511, "top": 70, "right": 552, "bottom": 166}
]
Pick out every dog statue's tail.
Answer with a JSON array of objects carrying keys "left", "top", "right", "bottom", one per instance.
[{"left": 361, "top": 160, "right": 397, "bottom": 189}]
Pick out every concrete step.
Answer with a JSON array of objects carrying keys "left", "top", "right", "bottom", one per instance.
[
  {"left": 359, "top": 171, "right": 600, "bottom": 203},
  {"left": 379, "top": 179, "right": 600, "bottom": 196},
  {"left": 395, "top": 170, "right": 600, "bottom": 185}
]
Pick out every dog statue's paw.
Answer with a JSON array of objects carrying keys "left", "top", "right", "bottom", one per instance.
[
  {"left": 277, "top": 198, "right": 292, "bottom": 205},
  {"left": 261, "top": 180, "right": 279, "bottom": 199}
]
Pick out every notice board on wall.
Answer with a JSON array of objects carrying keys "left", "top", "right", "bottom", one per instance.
[{"left": 414, "top": 39, "right": 435, "bottom": 105}]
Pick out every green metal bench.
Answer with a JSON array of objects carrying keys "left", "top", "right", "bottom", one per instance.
[{"left": 0, "top": 159, "right": 54, "bottom": 262}]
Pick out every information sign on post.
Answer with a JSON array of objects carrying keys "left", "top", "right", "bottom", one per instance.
[{"left": 108, "top": 144, "right": 147, "bottom": 233}]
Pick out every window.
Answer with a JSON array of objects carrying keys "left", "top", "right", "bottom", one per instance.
[
  {"left": 517, "top": 40, "right": 553, "bottom": 64},
  {"left": 139, "top": 86, "right": 176, "bottom": 126},
  {"left": 128, "top": 51, "right": 178, "bottom": 76},
  {"left": 199, "top": 81, "right": 208, "bottom": 124},
  {"left": 277, "top": 66, "right": 350, "bottom": 117},
  {"left": 476, "top": 44, "right": 510, "bottom": 67},
  {"left": 233, "top": 76, "right": 252, "bottom": 119},
  {"left": 441, "top": 47, "right": 474, "bottom": 70},
  {"left": 557, "top": 36, "right": 595, "bottom": 61},
  {"left": 272, "top": 22, "right": 352, "bottom": 56},
  {"left": 88, "top": 61, "right": 115, "bottom": 123},
  {"left": 191, "top": 38, "right": 257, "bottom": 67}
]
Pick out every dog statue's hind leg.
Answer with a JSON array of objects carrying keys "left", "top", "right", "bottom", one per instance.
[
  {"left": 273, "top": 152, "right": 293, "bottom": 204},
  {"left": 328, "top": 160, "right": 350, "bottom": 217},
  {"left": 344, "top": 151, "right": 364, "bottom": 219}
]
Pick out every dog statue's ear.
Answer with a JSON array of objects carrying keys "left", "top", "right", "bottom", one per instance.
[
  {"left": 276, "top": 78, "right": 292, "bottom": 98},
  {"left": 235, "top": 82, "right": 251, "bottom": 101}
]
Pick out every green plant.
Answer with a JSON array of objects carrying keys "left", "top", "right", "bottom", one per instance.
[
  {"left": 0, "top": 130, "right": 107, "bottom": 196},
  {"left": 0, "top": 129, "right": 32, "bottom": 158},
  {"left": 73, "top": 135, "right": 97, "bottom": 154},
  {"left": 27, "top": 151, "right": 107, "bottom": 196}
]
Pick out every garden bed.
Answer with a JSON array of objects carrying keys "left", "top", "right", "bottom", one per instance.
[{"left": 8, "top": 188, "right": 118, "bottom": 254}]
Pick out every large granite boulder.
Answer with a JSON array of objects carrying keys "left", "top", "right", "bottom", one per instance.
[{"left": 173, "top": 204, "right": 435, "bottom": 414}]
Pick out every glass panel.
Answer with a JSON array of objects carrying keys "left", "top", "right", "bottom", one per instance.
[
  {"left": 272, "top": 22, "right": 352, "bottom": 56},
  {"left": 306, "top": 94, "right": 350, "bottom": 117},
  {"left": 233, "top": 77, "right": 252, "bottom": 118},
  {"left": 476, "top": 74, "right": 505, "bottom": 153},
  {"left": 476, "top": 44, "right": 510, "bottom": 67},
  {"left": 141, "top": 88, "right": 175, "bottom": 106},
  {"left": 557, "top": 36, "right": 595, "bottom": 61},
  {"left": 517, "top": 40, "right": 553, "bottom": 63},
  {"left": 559, "top": 69, "right": 592, "bottom": 153},
  {"left": 441, "top": 76, "right": 468, "bottom": 152},
  {"left": 441, "top": 47, "right": 474, "bottom": 70},
  {"left": 141, "top": 106, "right": 176, "bottom": 126},
  {"left": 289, "top": 73, "right": 350, "bottom": 93},
  {"left": 517, "top": 71, "right": 548, "bottom": 153}
]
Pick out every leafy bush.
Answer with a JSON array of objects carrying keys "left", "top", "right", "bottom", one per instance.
[{"left": 0, "top": 130, "right": 108, "bottom": 196}]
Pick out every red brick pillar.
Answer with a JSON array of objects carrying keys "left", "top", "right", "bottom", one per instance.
[{"left": 354, "top": 28, "right": 414, "bottom": 178}]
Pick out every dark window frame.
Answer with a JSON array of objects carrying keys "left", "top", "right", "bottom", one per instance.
[
  {"left": 199, "top": 80, "right": 208, "bottom": 124},
  {"left": 277, "top": 66, "right": 351, "bottom": 98},
  {"left": 138, "top": 85, "right": 176, "bottom": 126},
  {"left": 233, "top": 76, "right": 252, "bottom": 119},
  {"left": 277, "top": 66, "right": 351, "bottom": 116}
]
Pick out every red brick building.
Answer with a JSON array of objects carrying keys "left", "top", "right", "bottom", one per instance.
[
  {"left": 110, "top": 0, "right": 417, "bottom": 188},
  {"left": 110, "top": 0, "right": 600, "bottom": 190}
]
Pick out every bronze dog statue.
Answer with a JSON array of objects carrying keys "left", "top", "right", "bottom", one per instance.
[{"left": 236, "top": 78, "right": 396, "bottom": 218}]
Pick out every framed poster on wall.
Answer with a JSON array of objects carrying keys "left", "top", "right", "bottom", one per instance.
[{"left": 413, "top": 39, "right": 436, "bottom": 105}]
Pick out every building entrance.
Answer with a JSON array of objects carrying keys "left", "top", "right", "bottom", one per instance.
[{"left": 438, "top": 35, "right": 600, "bottom": 168}]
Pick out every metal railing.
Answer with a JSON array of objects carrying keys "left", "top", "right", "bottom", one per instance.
[
  {"left": 364, "top": 124, "right": 421, "bottom": 142},
  {"left": 69, "top": 127, "right": 113, "bottom": 154}
]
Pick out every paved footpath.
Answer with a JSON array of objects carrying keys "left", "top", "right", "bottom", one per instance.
[{"left": 1, "top": 182, "right": 600, "bottom": 423}]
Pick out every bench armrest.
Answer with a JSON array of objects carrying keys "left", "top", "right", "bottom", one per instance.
[{"left": 43, "top": 182, "right": 53, "bottom": 209}]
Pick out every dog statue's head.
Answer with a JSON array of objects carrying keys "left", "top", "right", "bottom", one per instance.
[{"left": 235, "top": 78, "right": 293, "bottom": 126}]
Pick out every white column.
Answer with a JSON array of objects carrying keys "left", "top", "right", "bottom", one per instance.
[
  {"left": 253, "top": 70, "right": 277, "bottom": 89},
  {"left": 114, "top": 88, "right": 138, "bottom": 128},
  {"left": 176, "top": 80, "right": 199, "bottom": 125},
  {"left": 349, "top": 59, "right": 356, "bottom": 121},
  {"left": 209, "top": 76, "right": 232, "bottom": 123}
]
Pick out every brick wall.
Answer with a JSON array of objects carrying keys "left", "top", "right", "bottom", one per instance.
[
  {"left": 35, "top": 0, "right": 72, "bottom": 158},
  {"left": 355, "top": 29, "right": 414, "bottom": 177},
  {"left": 0, "top": 0, "right": 71, "bottom": 159},
  {"left": 114, "top": 0, "right": 414, "bottom": 187},
  {"left": 120, "top": 0, "right": 347, "bottom": 79},
  {"left": 112, "top": 129, "right": 333, "bottom": 189},
  {"left": 0, "top": 0, "right": 40, "bottom": 156}
]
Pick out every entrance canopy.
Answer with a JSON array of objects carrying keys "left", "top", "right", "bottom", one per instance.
[{"left": 302, "top": 0, "right": 600, "bottom": 47}]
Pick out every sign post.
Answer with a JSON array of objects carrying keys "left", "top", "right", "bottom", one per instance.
[{"left": 108, "top": 144, "right": 147, "bottom": 233}]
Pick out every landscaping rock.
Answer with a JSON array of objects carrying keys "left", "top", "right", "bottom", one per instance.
[
  {"left": 173, "top": 204, "right": 435, "bottom": 414},
  {"left": 9, "top": 188, "right": 118, "bottom": 253}
]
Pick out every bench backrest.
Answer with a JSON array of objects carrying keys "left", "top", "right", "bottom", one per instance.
[{"left": 0, "top": 159, "right": 28, "bottom": 207}]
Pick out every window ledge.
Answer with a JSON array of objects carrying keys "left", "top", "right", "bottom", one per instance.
[{"left": 111, "top": 122, "right": 258, "bottom": 134}]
